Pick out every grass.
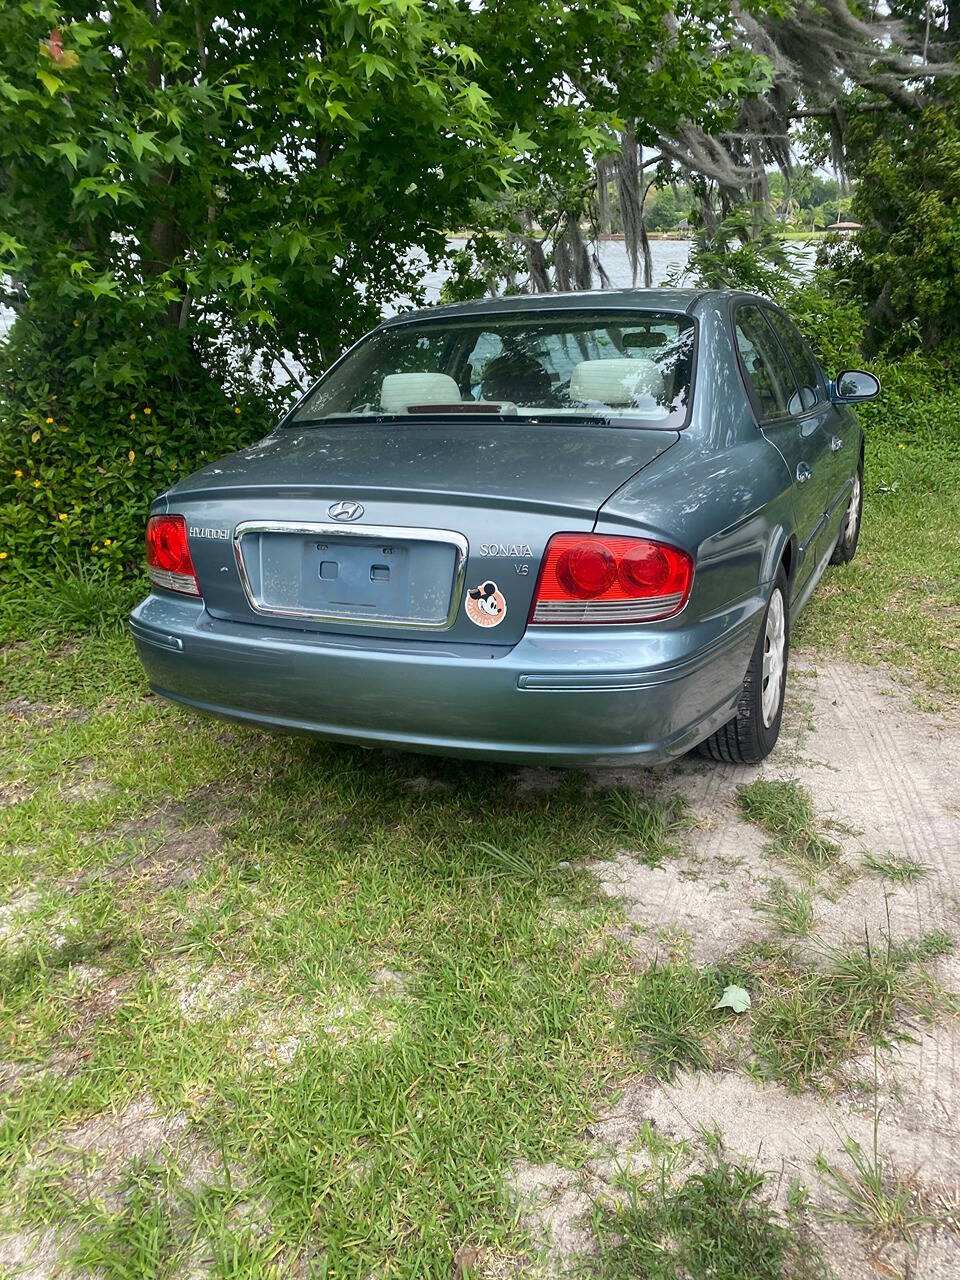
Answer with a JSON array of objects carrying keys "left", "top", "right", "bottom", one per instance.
[
  {"left": 813, "top": 1043, "right": 933, "bottom": 1244},
  {"left": 814, "top": 1139, "right": 931, "bottom": 1243},
  {"left": 862, "top": 852, "right": 928, "bottom": 885},
  {"left": 1, "top": 367, "right": 957, "bottom": 1273},
  {"left": 0, "top": 559, "right": 141, "bottom": 641},
  {"left": 736, "top": 779, "right": 841, "bottom": 872},
  {"left": 619, "top": 962, "right": 722, "bottom": 1078},
  {"left": 0, "top": 627, "right": 714, "bottom": 1276},
  {"left": 745, "top": 931, "right": 955, "bottom": 1086},
  {"left": 756, "top": 880, "right": 815, "bottom": 938},
  {"left": 590, "top": 1150, "right": 826, "bottom": 1280},
  {"left": 599, "top": 789, "right": 689, "bottom": 866}
]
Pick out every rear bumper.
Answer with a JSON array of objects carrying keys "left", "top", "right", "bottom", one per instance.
[{"left": 129, "top": 593, "right": 762, "bottom": 766}]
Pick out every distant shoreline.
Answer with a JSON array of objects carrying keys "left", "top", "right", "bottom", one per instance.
[{"left": 447, "top": 229, "right": 836, "bottom": 242}]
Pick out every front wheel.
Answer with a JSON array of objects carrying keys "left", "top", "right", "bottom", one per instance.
[
  {"left": 697, "top": 569, "right": 789, "bottom": 765},
  {"left": 830, "top": 459, "right": 863, "bottom": 564}
]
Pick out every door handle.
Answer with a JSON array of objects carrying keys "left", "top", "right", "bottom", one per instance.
[
  {"left": 830, "top": 435, "right": 843, "bottom": 452},
  {"left": 796, "top": 462, "right": 812, "bottom": 485}
]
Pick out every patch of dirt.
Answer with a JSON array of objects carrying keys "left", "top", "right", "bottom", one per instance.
[
  {"left": 163, "top": 962, "right": 252, "bottom": 1020},
  {"left": 605, "top": 1070, "right": 875, "bottom": 1211},
  {"left": 589, "top": 849, "right": 771, "bottom": 966},
  {"left": 5, "top": 1098, "right": 254, "bottom": 1277},
  {"left": 3, "top": 697, "right": 89, "bottom": 726},
  {"left": 29, "top": 1094, "right": 225, "bottom": 1212},
  {"left": 586, "top": 660, "right": 960, "bottom": 964},
  {"left": 93, "top": 800, "right": 225, "bottom": 890},
  {"left": 507, "top": 1161, "right": 603, "bottom": 1271},
  {"left": 68, "top": 971, "right": 137, "bottom": 1039},
  {"left": 0, "top": 890, "right": 41, "bottom": 942},
  {"left": 370, "top": 965, "right": 410, "bottom": 997},
  {"left": 0, "top": 1226, "right": 86, "bottom": 1280},
  {"left": 61, "top": 778, "right": 114, "bottom": 803},
  {"left": 0, "top": 778, "right": 34, "bottom": 808},
  {"left": 844, "top": 1022, "right": 960, "bottom": 1184},
  {"left": 509, "top": 660, "right": 960, "bottom": 1277}
]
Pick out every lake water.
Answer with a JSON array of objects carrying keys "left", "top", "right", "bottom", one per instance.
[
  {"left": 0, "top": 236, "right": 817, "bottom": 374},
  {"left": 415, "top": 235, "right": 697, "bottom": 305}
]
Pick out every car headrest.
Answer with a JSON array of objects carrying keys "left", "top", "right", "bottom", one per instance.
[
  {"left": 380, "top": 372, "right": 461, "bottom": 413},
  {"left": 569, "top": 357, "right": 664, "bottom": 408}
]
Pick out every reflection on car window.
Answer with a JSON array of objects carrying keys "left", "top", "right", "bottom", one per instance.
[
  {"left": 765, "top": 310, "right": 823, "bottom": 411},
  {"left": 290, "top": 311, "right": 696, "bottom": 429},
  {"left": 734, "top": 307, "right": 801, "bottom": 421}
]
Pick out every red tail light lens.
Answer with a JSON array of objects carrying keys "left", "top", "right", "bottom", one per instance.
[
  {"left": 530, "top": 533, "right": 692, "bottom": 624},
  {"left": 145, "top": 515, "right": 201, "bottom": 596}
]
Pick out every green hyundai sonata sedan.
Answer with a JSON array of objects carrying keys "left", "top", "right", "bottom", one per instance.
[{"left": 130, "top": 289, "right": 879, "bottom": 765}]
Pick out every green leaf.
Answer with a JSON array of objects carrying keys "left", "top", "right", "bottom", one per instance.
[
  {"left": 52, "top": 141, "right": 85, "bottom": 168},
  {"left": 129, "top": 131, "right": 160, "bottom": 161},
  {"left": 36, "top": 69, "right": 65, "bottom": 96},
  {"left": 221, "top": 83, "right": 247, "bottom": 108},
  {"left": 713, "top": 985, "right": 751, "bottom": 1014}
]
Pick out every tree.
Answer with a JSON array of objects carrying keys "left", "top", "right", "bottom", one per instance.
[
  {"left": 827, "top": 104, "right": 960, "bottom": 353},
  {"left": 0, "top": 0, "right": 780, "bottom": 575},
  {"left": 0, "top": 0, "right": 516, "bottom": 379}
]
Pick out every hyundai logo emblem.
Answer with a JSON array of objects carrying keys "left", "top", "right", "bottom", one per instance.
[{"left": 328, "top": 499, "right": 364, "bottom": 522}]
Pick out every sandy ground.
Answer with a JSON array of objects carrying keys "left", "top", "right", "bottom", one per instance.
[{"left": 508, "top": 657, "right": 960, "bottom": 1277}]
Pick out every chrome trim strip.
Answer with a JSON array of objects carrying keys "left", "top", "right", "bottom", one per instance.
[
  {"left": 531, "top": 592, "right": 684, "bottom": 624},
  {"left": 129, "top": 619, "right": 184, "bottom": 652},
  {"left": 233, "top": 520, "right": 469, "bottom": 630}
]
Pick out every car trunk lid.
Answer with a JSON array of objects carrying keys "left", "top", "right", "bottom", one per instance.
[{"left": 171, "top": 422, "right": 678, "bottom": 645}]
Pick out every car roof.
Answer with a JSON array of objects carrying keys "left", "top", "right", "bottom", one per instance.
[{"left": 379, "top": 288, "right": 730, "bottom": 327}]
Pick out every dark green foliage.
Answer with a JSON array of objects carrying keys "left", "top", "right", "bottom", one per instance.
[
  {"left": 592, "top": 1154, "right": 826, "bottom": 1279},
  {"left": 621, "top": 962, "right": 721, "bottom": 1078},
  {"left": 0, "top": 313, "right": 276, "bottom": 578},
  {"left": 827, "top": 105, "right": 960, "bottom": 355},
  {"left": 678, "top": 205, "right": 805, "bottom": 295}
]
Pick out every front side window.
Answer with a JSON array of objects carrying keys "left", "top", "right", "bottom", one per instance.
[
  {"left": 734, "top": 306, "right": 800, "bottom": 422},
  {"left": 764, "top": 309, "right": 824, "bottom": 411},
  {"left": 290, "top": 311, "right": 696, "bottom": 429}
]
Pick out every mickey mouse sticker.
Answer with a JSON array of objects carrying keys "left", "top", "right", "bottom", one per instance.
[{"left": 465, "top": 579, "right": 507, "bottom": 628}]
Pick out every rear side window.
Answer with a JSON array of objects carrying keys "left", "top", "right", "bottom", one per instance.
[
  {"left": 734, "top": 306, "right": 799, "bottom": 422},
  {"left": 765, "top": 309, "right": 824, "bottom": 410}
]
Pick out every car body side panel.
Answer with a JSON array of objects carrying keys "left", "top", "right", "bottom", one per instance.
[{"left": 598, "top": 305, "right": 798, "bottom": 626}]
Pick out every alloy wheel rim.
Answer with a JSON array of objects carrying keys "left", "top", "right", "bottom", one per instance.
[
  {"left": 761, "top": 588, "right": 786, "bottom": 728},
  {"left": 845, "top": 473, "right": 861, "bottom": 545}
]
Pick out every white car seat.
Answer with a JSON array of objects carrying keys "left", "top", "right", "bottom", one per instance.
[
  {"left": 380, "top": 372, "right": 461, "bottom": 413},
  {"left": 569, "top": 357, "right": 664, "bottom": 407}
]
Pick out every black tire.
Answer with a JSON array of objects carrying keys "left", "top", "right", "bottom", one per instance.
[
  {"left": 830, "top": 457, "right": 863, "bottom": 565},
  {"left": 697, "top": 568, "right": 790, "bottom": 765}
]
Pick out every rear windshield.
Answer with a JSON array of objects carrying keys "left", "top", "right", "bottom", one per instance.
[{"left": 290, "top": 311, "right": 695, "bottom": 429}]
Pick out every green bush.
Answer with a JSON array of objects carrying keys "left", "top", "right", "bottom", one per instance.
[
  {"left": 825, "top": 105, "right": 960, "bottom": 355},
  {"left": 0, "top": 309, "right": 281, "bottom": 583}
]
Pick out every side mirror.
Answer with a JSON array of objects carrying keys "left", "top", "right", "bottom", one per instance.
[{"left": 832, "top": 369, "right": 881, "bottom": 403}]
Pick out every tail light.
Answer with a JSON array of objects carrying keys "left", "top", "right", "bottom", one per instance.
[
  {"left": 146, "top": 515, "right": 201, "bottom": 597},
  {"left": 529, "top": 533, "right": 693, "bottom": 624}
]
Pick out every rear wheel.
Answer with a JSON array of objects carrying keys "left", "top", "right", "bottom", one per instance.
[
  {"left": 697, "top": 569, "right": 789, "bottom": 765},
  {"left": 830, "top": 459, "right": 863, "bottom": 564}
]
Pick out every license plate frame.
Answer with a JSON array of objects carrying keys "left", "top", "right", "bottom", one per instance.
[{"left": 234, "top": 521, "right": 469, "bottom": 630}]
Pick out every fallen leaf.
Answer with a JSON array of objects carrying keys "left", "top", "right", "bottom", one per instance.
[
  {"left": 452, "top": 1244, "right": 482, "bottom": 1278},
  {"left": 713, "top": 984, "right": 751, "bottom": 1014}
]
